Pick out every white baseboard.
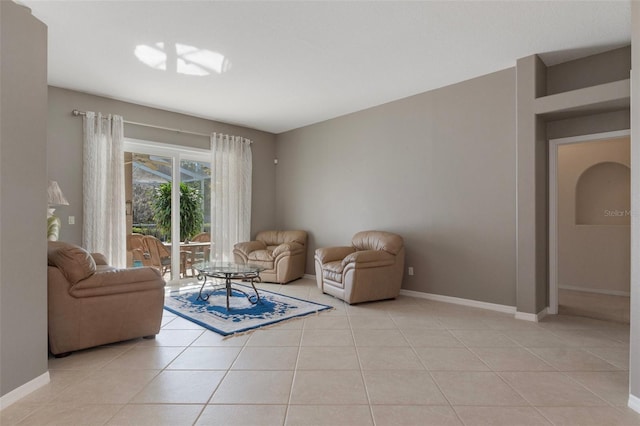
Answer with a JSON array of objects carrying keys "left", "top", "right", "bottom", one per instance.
[
  {"left": 0, "top": 371, "right": 50, "bottom": 410},
  {"left": 629, "top": 393, "right": 640, "bottom": 414},
  {"left": 559, "top": 285, "right": 630, "bottom": 297},
  {"left": 515, "top": 308, "right": 548, "bottom": 322},
  {"left": 303, "top": 273, "right": 316, "bottom": 280},
  {"left": 399, "top": 289, "right": 516, "bottom": 314}
]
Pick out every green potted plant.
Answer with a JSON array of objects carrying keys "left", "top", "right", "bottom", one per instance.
[{"left": 152, "top": 182, "right": 203, "bottom": 241}]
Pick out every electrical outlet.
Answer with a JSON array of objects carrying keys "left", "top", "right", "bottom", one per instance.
[
  {"left": 408, "top": 266, "right": 414, "bottom": 276},
  {"left": 68, "top": 216, "right": 75, "bottom": 225}
]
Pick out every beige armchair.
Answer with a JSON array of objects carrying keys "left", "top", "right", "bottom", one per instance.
[
  {"left": 314, "top": 230, "right": 405, "bottom": 304},
  {"left": 233, "top": 230, "right": 307, "bottom": 283},
  {"left": 47, "top": 241, "right": 165, "bottom": 356}
]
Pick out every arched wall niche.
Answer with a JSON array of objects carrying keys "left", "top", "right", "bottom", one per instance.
[{"left": 575, "top": 161, "right": 630, "bottom": 225}]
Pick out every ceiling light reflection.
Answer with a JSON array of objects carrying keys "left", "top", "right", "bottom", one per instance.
[{"left": 134, "top": 42, "right": 231, "bottom": 76}]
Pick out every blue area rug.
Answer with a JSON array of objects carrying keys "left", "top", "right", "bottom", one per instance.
[{"left": 164, "top": 283, "right": 333, "bottom": 336}]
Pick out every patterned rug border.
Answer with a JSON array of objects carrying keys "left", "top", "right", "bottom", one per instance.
[{"left": 164, "top": 283, "right": 334, "bottom": 336}]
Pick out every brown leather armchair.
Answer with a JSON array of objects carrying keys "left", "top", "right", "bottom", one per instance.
[
  {"left": 233, "top": 230, "right": 307, "bottom": 283},
  {"left": 314, "top": 230, "right": 405, "bottom": 304},
  {"left": 47, "top": 241, "right": 165, "bottom": 356}
]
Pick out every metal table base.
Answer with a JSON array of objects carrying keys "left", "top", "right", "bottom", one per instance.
[{"left": 194, "top": 264, "right": 263, "bottom": 310}]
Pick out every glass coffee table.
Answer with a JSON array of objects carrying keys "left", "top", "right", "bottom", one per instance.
[{"left": 192, "top": 262, "right": 265, "bottom": 310}]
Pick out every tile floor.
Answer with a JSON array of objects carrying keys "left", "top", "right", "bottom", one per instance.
[{"left": 2, "top": 278, "right": 640, "bottom": 426}]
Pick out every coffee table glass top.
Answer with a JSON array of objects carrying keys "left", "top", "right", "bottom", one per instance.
[{"left": 192, "top": 261, "right": 265, "bottom": 276}]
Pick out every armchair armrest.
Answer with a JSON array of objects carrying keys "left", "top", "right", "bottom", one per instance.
[
  {"left": 315, "top": 246, "right": 355, "bottom": 264},
  {"left": 233, "top": 240, "right": 267, "bottom": 256},
  {"left": 272, "top": 241, "right": 304, "bottom": 257},
  {"left": 342, "top": 250, "right": 395, "bottom": 268},
  {"left": 69, "top": 267, "right": 164, "bottom": 298}
]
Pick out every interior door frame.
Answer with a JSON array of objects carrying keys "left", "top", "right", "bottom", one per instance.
[
  {"left": 124, "top": 138, "right": 210, "bottom": 282},
  {"left": 548, "top": 129, "right": 631, "bottom": 314}
]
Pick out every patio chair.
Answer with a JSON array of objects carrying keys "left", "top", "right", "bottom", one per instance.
[
  {"left": 143, "top": 235, "right": 173, "bottom": 275},
  {"left": 127, "top": 233, "right": 150, "bottom": 267},
  {"left": 188, "top": 232, "right": 211, "bottom": 276}
]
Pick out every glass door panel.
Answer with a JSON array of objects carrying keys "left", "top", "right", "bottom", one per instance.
[
  {"left": 125, "top": 152, "right": 175, "bottom": 280},
  {"left": 179, "top": 159, "right": 211, "bottom": 277}
]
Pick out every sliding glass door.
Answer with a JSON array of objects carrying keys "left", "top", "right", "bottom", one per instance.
[
  {"left": 179, "top": 158, "right": 212, "bottom": 276},
  {"left": 124, "top": 139, "right": 211, "bottom": 283}
]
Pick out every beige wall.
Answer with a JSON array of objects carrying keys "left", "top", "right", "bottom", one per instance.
[
  {"left": 276, "top": 69, "right": 518, "bottom": 307},
  {"left": 275, "top": 46, "right": 631, "bottom": 318},
  {"left": 558, "top": 138, "right": 630, "bottom": 295},
  {"left": 517, "top": 47, "right": 631, "bottom": 315},
  {"left": 546, "top": 46, "right": 631, "bottom": 95},
  {"left": 0, "top": 2, "right": 49, "bottom": 398},
  {"left": 547, "top": 110, "right": 630, "bottom": 140},
  {"left": 47, "top": 87, "right": 278, "bottom": 246},
  {"left": 516, "top": 54, "right": 549, "bottom": 315}
]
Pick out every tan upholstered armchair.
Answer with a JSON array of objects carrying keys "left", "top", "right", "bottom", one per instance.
[
  {"left": 47, "top": 241, "right": 165, "bottom": 356},
  {"left": 233, "top": 230, "right": 308, "bottom": 283},
  {"left": 314, "top": 230, "right": 405, "bottom": 304}
]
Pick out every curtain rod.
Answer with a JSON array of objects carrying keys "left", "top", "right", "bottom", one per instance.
[{"left": 72, "top": 109, "right": 212, "bottom": 138}]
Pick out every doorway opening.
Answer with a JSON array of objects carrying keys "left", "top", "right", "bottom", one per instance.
[
  {"left": 124, "top": 139, "right": 211, "bottom": 284},
  {"left": 549, "top": 130, "right": 631, "bottom": 323}
]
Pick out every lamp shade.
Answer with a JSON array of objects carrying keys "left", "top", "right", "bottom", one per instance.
[{"left": 47, "top": 180, "right": 69, "bottom": 206}]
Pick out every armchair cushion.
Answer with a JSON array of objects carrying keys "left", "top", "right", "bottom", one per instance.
[
  {"left": 47, "top": 241, "right": 96, "bottom": 285},
  {"left": 234, "top": 240, "right": 267, "bottom": 256},
  {"left": 342, "top": 249, "right": 395, "bottom": 268},
  {"left": 249, "top": 249, "right": 274, "bottom": 262},
  {"left": 257, "top": 230, "right": 307, "bottom": 246},
  {"left": 272, "top": 241, "right": 304, "bottom": 257},
  {"left": 322, "top": 261, "right": 345, "bottom": 284},
  {"left": 352, "top": 230, "right": 404, "bottom": 255},
  {"left": 315, "top": 246, "right": 356, "bottom": 264},
  {"left": 69, "top": 267, "right": 163, "bottom": 298}
]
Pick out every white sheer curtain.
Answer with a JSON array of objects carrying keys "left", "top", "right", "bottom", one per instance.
[
  {"left": 210, "top": 133, "right": 252, "bottom": 262},
  {"left": 82, "top": 112, "right": 126, "bottom": 267}
]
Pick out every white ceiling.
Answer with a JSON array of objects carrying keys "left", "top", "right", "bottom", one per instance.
[{"left": 21, "top": 1, "right": 631, "bottom": 134}]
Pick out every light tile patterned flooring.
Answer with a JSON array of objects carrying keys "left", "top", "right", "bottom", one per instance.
[{"left": 3, "top": 278, "right": 640, "bottom": 425}]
